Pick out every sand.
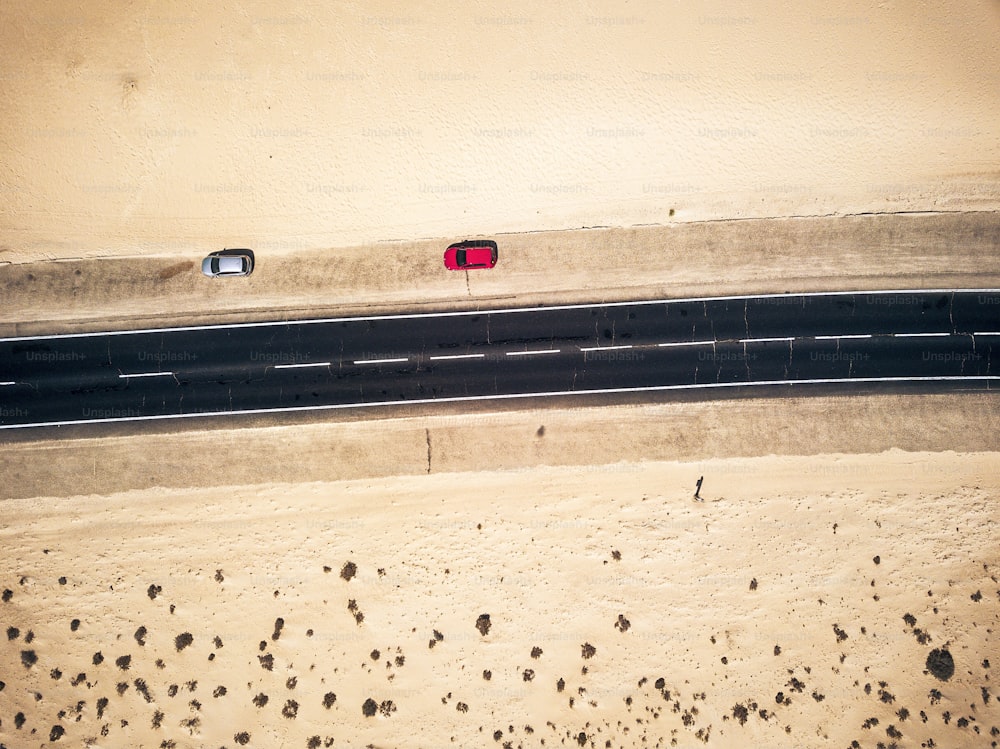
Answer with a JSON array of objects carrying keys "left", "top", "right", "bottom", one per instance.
[
  {"left": 2, "top": 0, "right": 999, "bottom": 262},
  {"left": 1, "top": 449, "right": 999, "bottom": 747}
]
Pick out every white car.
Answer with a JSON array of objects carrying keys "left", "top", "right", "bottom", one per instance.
[{"left": 202, "top": 249, "right": 254, "bottom": 277}]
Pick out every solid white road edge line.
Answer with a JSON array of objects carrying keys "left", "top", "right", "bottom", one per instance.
[
  {"left": 3, "top": 375, "right": 997, "bottom": 430},
  {"left": 3, "top": 288, "right": 997, "bottom": 342}
]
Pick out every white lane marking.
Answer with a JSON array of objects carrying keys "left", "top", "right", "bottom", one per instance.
[
  {"left": 352, "top": 357, "right": 409, "bottom": 365},
  {"left": 274, "top": 362, "right": 331, "bottom": 369},
  {"left": 118, "top": 371, "right": 174, "bottom": 379},
  {"left": 0, "top": 381, "right": 15, "bottom": 386},
  {"left": 429, "top": 353, "right": 485, "bottom": 361},
  {"left": 893, "top": 332, "right": 950, "bottom": 338},
  {"left": 2, "top": 288, "right": 996, "bottom": 341},
  {"left": 739, "top": 336, "right": 794, "bottom": 343},
  {"left": 506, "top": 349, "right": 561, "bottom": 357},
  {"left": 973, "top": 331, "right": 1000, "bottom": 335},
  {"left": 815, "top": 334, "right": 872, "bottom": 340},
  {"left": 579, "top": 345, "right": 633, "bottom": 352},
  {"left": 4, "top": 375, "right": 997, "bottom": 430},
  {"left": 657, "top": 340, "right": 715, "bottom": 348}
]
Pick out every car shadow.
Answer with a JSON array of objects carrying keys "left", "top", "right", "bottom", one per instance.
[{"left": 211, "top": 248, "right": 255, "bottom": 263}]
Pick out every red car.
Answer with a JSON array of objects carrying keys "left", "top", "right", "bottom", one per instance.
[{"left": 444, "top": 240, "right": 498, "bottom": 270}]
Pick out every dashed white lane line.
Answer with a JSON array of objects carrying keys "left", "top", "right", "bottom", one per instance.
[
  {"left": 657, "top": 340, "right": 715, "bottom": 348},
  {"left": 506, "top": 349, "right": 561, "bottom": 357},
  {"left": 429, "top": 353, "right": 486, "bottom": 361},
  {"left": 579, "top": 345, "right": 633, "bottom": 352},
  {"left": 4, "top": 330, "right": 985, "bottom": 393}
]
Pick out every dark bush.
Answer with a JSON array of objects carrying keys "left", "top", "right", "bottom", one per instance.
[
  {"left": 732, "top": 703, "right": 749, "bottom": 725},
  {"left": 926, "top": 649, "right": 954, "bottom": 681},
  {"left": 476, "top": 614, "right": 492, "bottom": 636}
]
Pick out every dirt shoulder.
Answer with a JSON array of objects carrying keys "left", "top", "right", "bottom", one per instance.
[
  {"left": 2, "top": 212, "right": 998, "bottom": 337},
  {"left": 2, "top": 391, "right": 996, "bottom": 502}
]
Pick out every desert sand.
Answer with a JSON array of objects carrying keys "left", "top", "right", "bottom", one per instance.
[
  {"left": 2, "top": 447, "right": 999, "bottom": 747},
  {"left": 2, "top": 0, "right": 999, "bottom": 262},
  {"left": 2, "top": 0, "right": 1000, "bottom": 747}
]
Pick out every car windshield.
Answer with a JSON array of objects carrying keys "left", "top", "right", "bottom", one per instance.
[{"left": 455, "top": 249, "right": 466, "bottom": 266}]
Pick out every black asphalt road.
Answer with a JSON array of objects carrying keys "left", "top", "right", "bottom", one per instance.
[{"left": 1, "top": 290, "right": 997, "bottom": 429}]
